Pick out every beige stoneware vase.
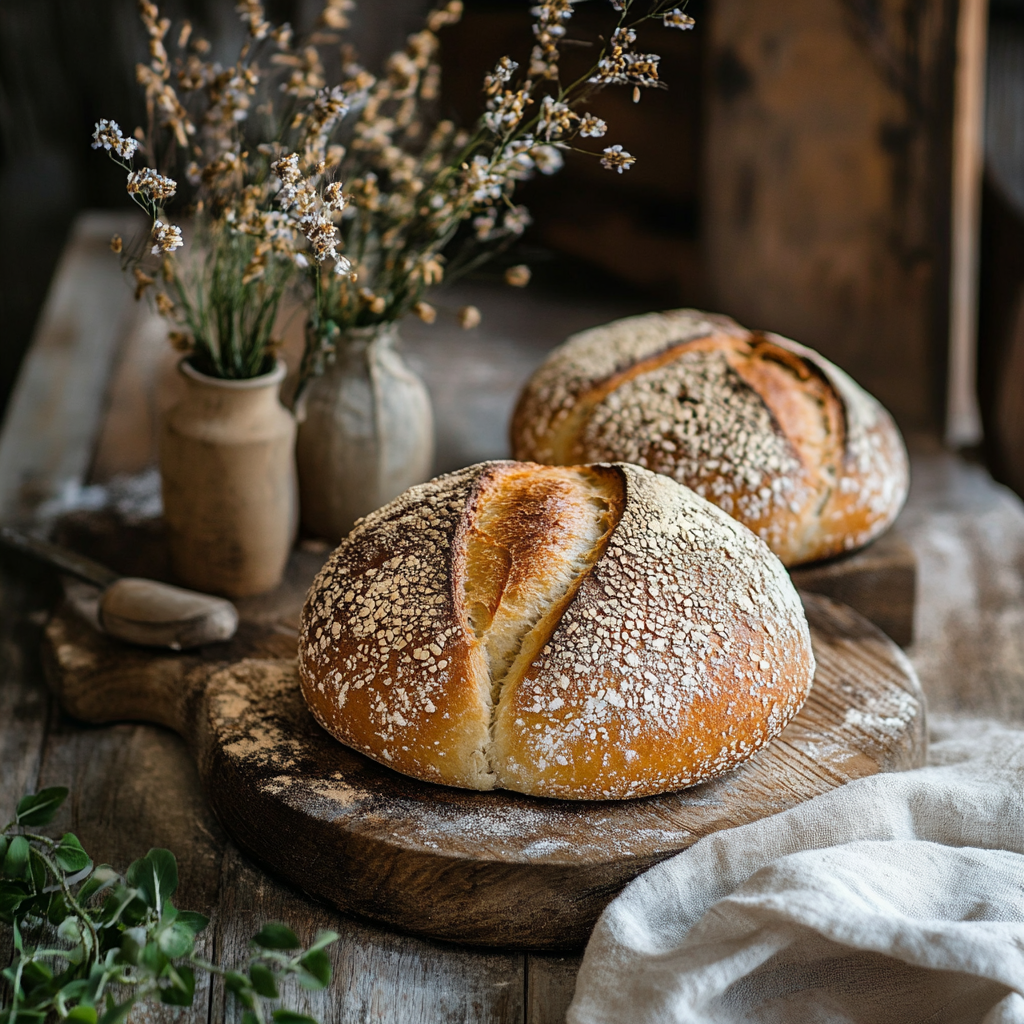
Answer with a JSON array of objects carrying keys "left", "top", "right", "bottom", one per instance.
[
  {"left": 160, "top": 358, "right": 297, "bottom": 597},
  {"left": 295, "top": 323, "right": 434, "bottom": 542}
]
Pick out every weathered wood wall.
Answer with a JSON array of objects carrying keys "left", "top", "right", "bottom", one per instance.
[{"left": 703, "top": 0, "right": 959, "bottom": 431}]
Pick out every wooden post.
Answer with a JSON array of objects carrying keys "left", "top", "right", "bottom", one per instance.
[{"left": 946, "top": 0, "right": 988, "bottom": 446}]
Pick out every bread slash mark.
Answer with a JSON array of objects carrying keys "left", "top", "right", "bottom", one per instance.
[{"left": 461, "top": 464, "right": 625, "bottom": 773}]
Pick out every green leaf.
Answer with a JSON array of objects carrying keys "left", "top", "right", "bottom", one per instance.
[
  {"left": 55, "top": 833, "right": 91, "bottom": 873},
  {"left": 15, "top": 787, "right": 69, "bottom": 827},
  {"left": 306, "top": 930, "right": 340, "bottom": 953},
  {"left": 241, "top": 1012, "right": 260, "bottom": 1024},
  {"left": 160, "top": 964, "right": 196, "bottom": 1007},
  {"left": 126, "top": 849, "right": 177, "bottom": 910},
  {"left": 252, "top": 922, "right": 300, "bottom": 950},
  {"left": 298, "top": 948, "right": 331, "bottom": 990},
  {"left": 67, "top": 1007, "right": 98, "bottom": 1023},
  {"left": 224, "top": 970, "right": 251, "bottom": 996},
  {"left": 157, "top": 921, "right": 195, "bottom": 960},
  {"left": 0, "top": 835, "right": 8, "bottom": 861},
  {"left": 58, "top": 980, "right": 90, "bottom": 1001},
  {"left": 96, "top": 998, "right": 134, "bottom": 1024},
  {"left": 139, "top": 940, "right": 168, "bottom": 976},
  {"left": 271, "top": 1011, "right": 318, "bottom": 1024},
  {"left": 28, "top": 848, "right": 49, "bottom": 891},
  {"left": 119, "top": 926, "right": 146, "bottom": 965},
  {"left": 0, "top": 880, "right": 28, "bottom": 921},
  {"left": 46, "top": 891, "right": 68, "bottom": 925},
  {"left": 78, "top": 865, "right": 118, "bottom": 904},
  {"left": 175, "top": 910, "right": 209, "bottom": 936},
  {"left": 4, "top": 836, "right": 29, "bottom": 879},
  {"left": 249, "top": 962, "right": 279, "bottom": 999},
  {"left": 1, "top": 1011, "right": 47, "bottom": 1024}
]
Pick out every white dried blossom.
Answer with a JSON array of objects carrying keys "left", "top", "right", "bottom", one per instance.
[
  {"left": 501, "top": 137, "right": 537, "bottom": 179},
  {"left": 503, "top": 205, "right": 532, "bottom": 234},
  {"left": 485, "top": 90, "right": 531, "bottom": 134},
  {"left": 305, "top": 211, "right": 339, "bottom": 261},
  {"left": 414, "top": 301, "right": 436, "bottom": 323},
  {"left": 483, "top": 56, "right": 519, "bottom": 95},
  {"left": 323, "top": 181, "right": 347, "bottom": 211},
  {"left": 333, "top": 254, "right": 353, "bottom": 276},
  {"left": 150, "top": 220, "right": 184, "bottom": 254},
  {"left": 126, "top": 167, "right": 178, "bottom": 201},
  {"left": 320, "top": 0, "right": 355, "bottom": 30},
  {"left": 590, "top": 49, "right": 662, "bottom": 88},
  {"left": 529, "top": 44, "right": 557, "bottom": 79},
  {"left": 537, "top": 96, "right": 576, "bottom": 141},
  {"left": 530, "top": 0, "right": 576, "bottom": 25},
  {"left": 92, "top": 119, "right": 138, "bottom": 160},
  {"left": 530, "top": 144, "right": 564, "bottom": 175},
  {"left": 505, "top": 264, "right": 531, "bottom": 287},
  {"left": 663, "top": 9, "right": 695, "bottom": 29},
  {"left": 600, "top": 144, "right": 636, "bottom": 173},
  {"left": 578, "top": 113, "right": 607, "bottom": 138},
  {"left": 473, "top": 207, "right": 499, "bottom": 240},
  {"left": 271, "top": 153, "right": 302, "bottom": 186},
  {"left": 235, "top": 0, "right": 270, "bottom": 39},
  {"left": 464, "top": 155, "right": 505, "bottom": 202},
  {"left": 458, "top": 305, "right": 481, "bottom": 329}
]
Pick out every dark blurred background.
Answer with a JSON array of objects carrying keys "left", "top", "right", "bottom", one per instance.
[{"left": 2, "top": 0, "right": 1024, "bottom": 484}]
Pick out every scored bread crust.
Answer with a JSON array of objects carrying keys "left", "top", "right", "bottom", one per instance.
[
  {"left": 510, "top": 309, "right": 909, "bottom": 566},
  {"left": 299, "top": 460, "right": 815, "bottom": 800}
]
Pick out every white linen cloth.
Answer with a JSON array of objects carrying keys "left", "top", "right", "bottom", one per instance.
[{"left": 568, "top": 718, "right": 1024, "bottom": 1024}]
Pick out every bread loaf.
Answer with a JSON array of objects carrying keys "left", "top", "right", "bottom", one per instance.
[
  {"left": 511, "top": 310, "right": 909, "bottom": 566},
  {"left": 299, "top": 460, "right": 815, "bottom": 800}
]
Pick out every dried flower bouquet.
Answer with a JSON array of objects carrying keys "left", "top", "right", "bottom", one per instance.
[{"left": 93, "top": 0, "right": 694, "bottom": 384}]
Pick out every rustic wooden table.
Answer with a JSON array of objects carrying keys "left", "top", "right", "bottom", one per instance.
[{"left": 3, "top": 212, "right": 1024, "bottom": 1023}]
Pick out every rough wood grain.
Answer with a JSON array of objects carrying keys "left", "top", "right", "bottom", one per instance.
[
  {"left": 526, "top": 954, "right": 582, "bottom": 1024},
  {"left": 0, "top": 211, "right": 143, "bottom": 525},
  {"left": 213, "top": 847, "right": 525, "bottom": 1024},
  {"left": 0, "top": 556, "right": 53, "bottom": 822},
  {"left": 42, "top": 588, "right": 925, "bottom": 950},
  {"left": 704, "top": 0, "right": 957, "bottom": 431},
  {"left": 35, "top": 717, "right": 225, "bottom": 1024}
]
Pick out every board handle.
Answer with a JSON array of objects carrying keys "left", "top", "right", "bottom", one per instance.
[{"left": 42, "top": 599, "right": 207, "bottom": 736}]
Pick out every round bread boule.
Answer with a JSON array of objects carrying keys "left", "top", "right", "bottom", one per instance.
[
  {"left": 298, "top": 460, "right": 815, "bottom": 800},
  {"left": 511, "top": 310, "right": 909, "bottom": 566}
]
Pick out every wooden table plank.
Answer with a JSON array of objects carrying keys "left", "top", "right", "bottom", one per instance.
[
  {"left": 34, "top": 716, "right": 226, "bottom": 1024},
  {"left": 0, "top": 211, "right": 142, "bottom": 524},
  {"left": 212, "top": 848, "right": 526, "bottom": 1024},
  {"left": 526, "top": 955, "right": 581, "bottom": 1024},
  {"left": 0, "top": 554, "right": 53, "bottom": 822}
]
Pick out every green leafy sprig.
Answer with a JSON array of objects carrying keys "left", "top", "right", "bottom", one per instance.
[{"left": 0, "top": 788, "right": 337, "bottom": 1024}]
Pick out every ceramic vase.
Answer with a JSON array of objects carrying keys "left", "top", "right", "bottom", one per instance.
[
  {"left": 296, "top": 323, "right": 434, "bottom": 542},
  {"left": 160, "top": 358, "right": 297, "bottom": 597}
]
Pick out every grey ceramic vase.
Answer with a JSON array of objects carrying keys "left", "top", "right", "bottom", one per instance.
[{"left": 295, "top": 323, "right": 434, "bottom": 542}]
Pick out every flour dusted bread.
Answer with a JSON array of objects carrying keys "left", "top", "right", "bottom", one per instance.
[
  {"left": 511, "top": 310, "right": 909, "bottom": 566},
  {"left": 298, "top": 461, "right": 815, "bottom": 800}
]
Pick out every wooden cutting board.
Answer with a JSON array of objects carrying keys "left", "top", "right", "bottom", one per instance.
[{"left": 43, "top": 586, "right": 925, "bottom": 951}]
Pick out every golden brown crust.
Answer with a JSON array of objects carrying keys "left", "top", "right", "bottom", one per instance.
[
  {"left": 510, "top": 310, "right": 909, "bottom": 566},
  {"left": 298, "top": 466, "right": 493, "bottom": 790},
  {"left": 299, "top": 461, "right": 816, "bottom": 800}
]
